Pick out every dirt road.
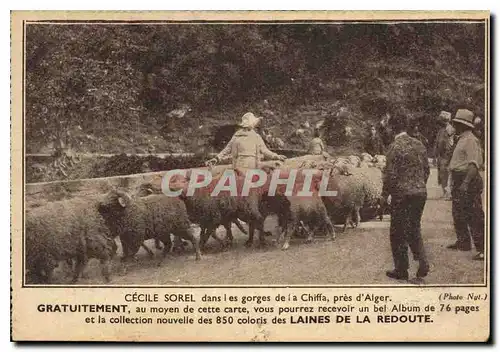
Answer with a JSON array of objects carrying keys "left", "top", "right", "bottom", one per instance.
[{"left": 56, "top": 169, "right": 486, "bottom": 286}]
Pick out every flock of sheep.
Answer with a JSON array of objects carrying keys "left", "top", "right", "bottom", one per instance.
[{"left": 25, "top": 153, "right": 387, "bottom": 284}]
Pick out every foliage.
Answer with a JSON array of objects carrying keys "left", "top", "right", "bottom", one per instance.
[{"left": 25, "top": 22, "right": 486, "bottom": 155}]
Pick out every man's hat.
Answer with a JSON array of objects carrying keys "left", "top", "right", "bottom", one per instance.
[
  {"left": 452, "top": 109, "right": 475, "bottom": 128},
  {"left": 239, "top": 112, "right": 262, "bottom": 128}
]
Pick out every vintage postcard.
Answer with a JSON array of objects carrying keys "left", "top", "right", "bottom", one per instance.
[{"left": 11, "top": 10, "right": 490, "bottom": 342}]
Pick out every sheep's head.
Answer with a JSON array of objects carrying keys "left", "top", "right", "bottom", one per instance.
[
  {"left": 373, "top": 155, "right": 386, "bottom": 164},
  {"left": 330, "top": 158, "right": 353, "bottom": 176},
  {"left": 361, "top": 153, "right": 374, "bottom": 162},
  {"left": 135, "top": 182, "right": 161, "bottom": 197},
  {"left": 332, "top": 157, "right": 349, "bottom": 167},
  {"left": 316, "top": 161, "right": 334, "bottom": 171},
  {"left": 260, "top": 165, "right": 276, "bottom": 175},
  {"left": 166, "top": 173, "right": 189, "bottom": 195},
  {"left": 167, "top": 170, "right": 212, "bottom": 198},
  {"left": 347, "top": 155, "right": 361, "bottom": 167},
  {"left": 98, "top": 189, "right": 133, "bottom": 216}
]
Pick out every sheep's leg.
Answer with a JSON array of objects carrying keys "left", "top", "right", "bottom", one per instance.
[
  {"left": 325, "top": 215, "right": 336, "bottom": 241},
  {"left": 155, "top": 238, "right": 163, "bottom": 250},
  {"left": 71, "top": 236, "right": 89, "bottom": 283},
  {"left": 41, "top": 260, "right": 56, "bottom": 284},
  {"left": 301, "top": 220, "right": 314, "bottom": 243},
  {"left": 245, "top": 223, "right": 255, "bottom": 247},
  {"left": 118, "top": 236, "right": 140, "bottom": 275},
  {"left": 198, "top": 226, "right": 208, "bottom": 250},
  {"left": 281, "top": 222, "right": 298, "bottom": 251},
  {"left": 281, "top": 211, "right": 298, "bottom": 250},
  {"left": 233, "top": 219, "right": 247, "bottom": 235},
  {"left": 66, "top": 258, "right": 74, "bottom": 269},
  {"left": 246, "top": 206, "right": 268, "bottom": 248},
  {"left": 255, "top": 219, "right": 269, "bottom": 248},
  {"left": 210, "top": 232, "right": 227, "bottom": 250},
  {"left": 348, "top": 212, "right": 355, "bottom": 228},
  {"left": 117, "top": 247, "right": 129, "bottom": 275},
  {"left": 119, "top": 235, "right": 136, "bottom": 262},
  {"left": 276, "top": 214, "right": 288, "bottom": 246},
  {"left": 200, "top": 225, "right": 216, "bottom": 251},
  {"left": 71, "top": 255, "right": 87, "bottom": 284},
  {"left": 262, "top": 211, "right": 274, "bottom": 237},
  {"left": 158, "top": 234, "right": 173, "bottom": 267},
  {"left": 100, "top": 257, "right": 112, "bottom": 283},
  {"left": 353, "top": 206, "right": 361, "bottom": 228},
  {"left": 64, "top": 258, "right": 82, "bottom": 278},
  {"left": 222, "top": 222, "right": 234, "bottom": 249},
  {"left": 343, "top": 211, "right": 350, "bottom": 232},
  {"left": 277, "top": 228, "right": 286, "bottom": 247},
  {"left": 208, "top": 225, "right": 227, "bottom": 249},
  {"left": 172, "top": 235, "right": 185, "bottom": 254},
  {"left": 179, "top": 228, "right": 201, "bottom": 261},
  {"left": 377, "top": 199, "right": 384, "bottom": 221},
  {"left": 141, "top": 242, "right": 155, "bottom": 258}
]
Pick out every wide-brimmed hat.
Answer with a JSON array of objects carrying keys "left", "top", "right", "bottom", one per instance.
[
  {"left": 452, "top": 109, "right": 475, "bottom": 128},
  {"left": 439, "top": 111, "right": 452, "bottom": 122},
  {"left": 239, "top": 112, "right": 262, "bottom": 128}
]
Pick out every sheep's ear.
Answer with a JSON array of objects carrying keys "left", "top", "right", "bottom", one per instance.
[
  {"left": 118, "top": 196, "right": 128, "bottom": 207},
  {"left": 261, "top": 165, "right": 275, "bottom": 174}
]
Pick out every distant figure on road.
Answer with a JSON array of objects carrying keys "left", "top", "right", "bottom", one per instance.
[
  {"left": 433, "top": 111, "right": 455, "bottom": 199},
  {"left": 308, "top": 129, "right": 329, "bottom": 158},
  {"left": 378, "top": 113, "right": 393, "bottom": 149},
  {"left": 206, "top": 112, "right": 286, "bottom": 170},
  {"left": 382, "top": 111, "right": 430, "bottom": 282},
  {"left": 364, "top": 125, "right": 384, "bottom": 157},
  {"left": 473, "top": 116, "right": 485, "bottom": 154},
  {"left": 322, "top": 108, "right": 350, "bottom": 147},
  {"left": 446, "top": 109, "right": 484, "bottom": 261}
]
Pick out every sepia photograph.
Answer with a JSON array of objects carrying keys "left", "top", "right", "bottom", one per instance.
[
  {"left": 18, "top": 14, "right": 489, "bottom": 287},
  {"left": 10, "top": 10, "right": 491, "bottom": 343}
]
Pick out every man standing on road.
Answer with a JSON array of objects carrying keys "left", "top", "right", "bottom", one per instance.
[
  {"left": 382, "top": 112, "right": 430, "bottom": 281},
  {"left": 378, "top": 113, "right": 393, "bottom": 149},
  {"left": 446, "top": 109, "right": 485, "bottom": 261},
  {"left": 364, "top": 125, "right": 385, "bottom": 157},
  {"left": 433, "top": 111, "right": 455, "bottom": 200}
]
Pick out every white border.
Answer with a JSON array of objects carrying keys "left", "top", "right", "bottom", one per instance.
[{"left": 4, "top": 1, "right": 498, "bottom": 350}]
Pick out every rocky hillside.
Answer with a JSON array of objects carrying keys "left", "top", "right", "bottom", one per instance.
[{"left": 26, "top": 22, "right": 485, "bottom": 156}]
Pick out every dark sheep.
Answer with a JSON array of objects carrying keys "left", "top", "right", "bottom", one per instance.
[
  {"left": 170, "top": 173, "right": 256, "bottom": 249},
  {"left": 171, "top": 169, "right": 288, "bottom": 249},
  {"left": 25, "top": 197, "right": 118, "bottom": 284},
  {"left": 97, "top": 189, "right": 201, "bottom": 265},
  {"left": 136, "top": 182, "right": 249, "bottom": 251}
]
